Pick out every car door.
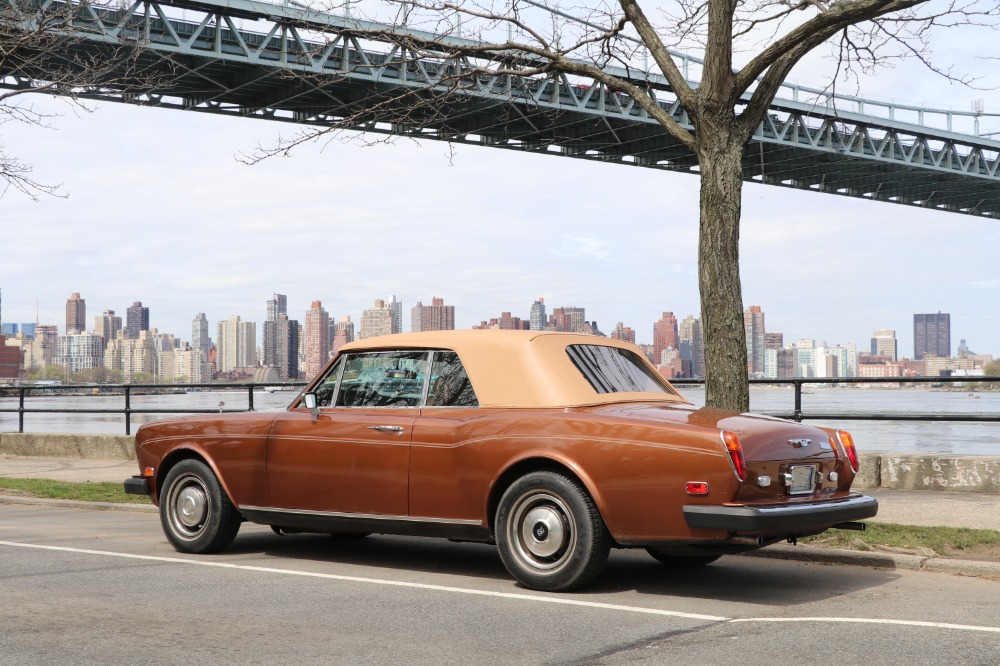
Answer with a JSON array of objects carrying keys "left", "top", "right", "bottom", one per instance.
[{"left": 265, "top": 350, "right": 428, "bottom": 517}]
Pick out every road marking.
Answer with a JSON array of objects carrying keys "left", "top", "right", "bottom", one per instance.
[
  {"left": 3, "top": 539, "right": 1000, "bottom": 634},
  {"left": 730, "top": 617, "right": 1000, "bottom": 633},
  {"left": 0, "top": 540, "right": 726, "bottom": 622}
]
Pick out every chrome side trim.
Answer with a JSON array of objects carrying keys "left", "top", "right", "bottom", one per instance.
[{"left": 239, "top": 505, "right": 482, "bottom": 526}]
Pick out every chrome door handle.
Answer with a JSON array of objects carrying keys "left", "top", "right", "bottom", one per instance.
[{"left": 368, "top": 425, "right": 404, "bottom": 436}]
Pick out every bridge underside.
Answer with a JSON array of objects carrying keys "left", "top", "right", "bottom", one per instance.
[{"left": 3, "top": 0, "right": 999, "bottom": 217}]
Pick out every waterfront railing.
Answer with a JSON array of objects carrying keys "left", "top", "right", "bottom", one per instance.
[{"left": 1, "top": 376, "right": 998, "bottom": 435}]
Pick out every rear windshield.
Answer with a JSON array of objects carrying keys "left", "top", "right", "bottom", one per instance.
[{"left": 566, "top": 344, "right": 672, "bottom": 395}]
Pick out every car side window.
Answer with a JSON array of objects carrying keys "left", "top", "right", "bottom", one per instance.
[
  {"left": 335, "top": 351, "right": 429, "bottom": 408},
  {"left": 313, "top": 357, "right": 344, "bottom": 407},
  {"left": 426, "top": 351, "right": 478, "bottom": 407}
]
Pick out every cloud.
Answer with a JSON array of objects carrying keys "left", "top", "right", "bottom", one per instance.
[{"left": 553, "top": 236, "right": 611, "bottom": 259}]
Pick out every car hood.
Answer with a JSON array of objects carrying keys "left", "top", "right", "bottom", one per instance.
[{"left": 136, "top": 410, "right": 282, "bottom": 444}]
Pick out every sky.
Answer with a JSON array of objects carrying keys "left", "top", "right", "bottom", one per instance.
[{"left": 2, "top": 2, "right": 1000, "bottom": 358}]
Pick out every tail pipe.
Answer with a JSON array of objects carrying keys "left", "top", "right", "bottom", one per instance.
[{"left": 832, "top": 521, "right": 868, "bottom": 532}]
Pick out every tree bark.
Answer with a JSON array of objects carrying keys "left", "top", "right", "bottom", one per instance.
[{"left": 697, "top": 120, "right": 749, "bottom": 413}]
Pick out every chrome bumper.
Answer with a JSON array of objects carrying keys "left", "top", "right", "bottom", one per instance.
[{"left": 683, "top": 494, "right": 878, "bottom": 534}]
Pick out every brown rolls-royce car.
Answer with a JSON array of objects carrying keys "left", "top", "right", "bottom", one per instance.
[{"left": 125, "top": 330, "right": 876, "bottom": 591}]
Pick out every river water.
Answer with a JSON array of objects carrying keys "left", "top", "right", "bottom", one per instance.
[{"left": 1, "top": 387, "right": 997, "bottom": 455}]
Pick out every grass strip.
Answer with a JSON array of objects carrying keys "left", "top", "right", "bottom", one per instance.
[
  {"left": 803, "top": 522, "right": 1000, "bottom": 556},
  {"left": 0, "top": 477, "right": 151, "bottom": 504}
]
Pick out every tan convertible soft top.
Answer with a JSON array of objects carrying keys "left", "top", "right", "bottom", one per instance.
[{"left": 337, "top": 330, "right": 689, "bottom": 409}]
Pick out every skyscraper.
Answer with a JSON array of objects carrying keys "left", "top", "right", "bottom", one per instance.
[
  {"left": 65, "top": 293, "right": 86, "bottom": 334},
  {"left": 360, "top": 299, "right": 393, "bottom": 339},
  {"left": 303, "top": 300, "right": 331, "bottom": 379},
  {"left": 652, "top": 312, "right": 679, "bottom": 365},
  {"left": 529, "top": 298, "right": 546, "bottom": 331},
  {"left": 610, "top": 322, "right": 636, "bottom": 343},
  {"left": 332, "top": 315, "right": 355, "bottom": 353},
  {"left": 871, "top": 329, "right": 898, "bottom": 361},
  {"left": 744, "top": 305, "right": 766, "bottom": 377},
  {"left": 913, "top": 313, "right": 950, "bottom": 360},
  {"left": 216, "top": 315, "right": 256, "bottom": 373},
  {"left": 191, "top": 313, "right": 210, "bottom": 350},
  {"left": 388, "top": 294, "right": 403, "bottom": 334},
  {"left": 411, "top": 297, "right": 455, "bottom": 332},
  {"left": 263, "top": 293, "right": 289, "bottom": 369},
  {"left": 126, "top": 301, "right": 150, "bottom": 340},
  {"left": 678, "top": 315, "right": 704, "bottom": 379},
  {"left": 94, "top": 310, "right": 122, "bottom": 349}
]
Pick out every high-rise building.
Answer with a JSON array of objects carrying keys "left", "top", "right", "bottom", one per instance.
[
  {"left": 94, "top": 310, "right": 122, "bottom": 348},
  {"left": 332, "top": 315, "right": 355, "bottom": 353},
  {"left": 65, "top": 292, "right": 86, "bottom": 334},
  {"left": 303, "top": 301, "right": 331, "bottom": 379},
  {"left": 744, "top": 305, "right": 766, "bottom": 377},
  {"left": 871, "top": 329, "right": 898, "bottom": 361},
  {"left": 216, "top": 315, "right": 257, "bottom": 373},
  {"left": 547, "top": 306, "right": 586, "bottom": 333},
  {"left": 272, "top": 313, "right": 300, "bottom": 380},
  {"left": 388, "top": 294, "right": 403, "bottom": 334},
  {"left": 764, "top": 348, "right": 798, "bottom": 379},
  {"left": 126, "top": 301, "right": 150, "bottom": 340},
  {"left": 105, "top": 330, "right": 158, "bottom": 379},
  {"left": 360, "top": 299, "right": 394, "bottom": 340},
  {"left": 529, "top": 298, "right": 546, "bottom": 331},
  {"left": 652, "top": 312, "right": 679, "bottom": 365},
  {"left": 0, "top": 334, "right": 19, "bottom": 379},
  {"left": 610, "top": 322, "right": 636, "bottom": 343},
  {"left": 266, "top": 293, "right": 287, "bottom": 321},
  {"left": 474, "top": 312, "right": 530, "bottom": 330},
  {"left": 263, "top": 293, "right": 289, "bottom": 370},
  {"left": 914, "top": 313, "right": 950, "bottom": 360},
  {"left": 53, "top": 332, "right": 104, "bottom": 374},
  {"left": 191, "top": 313, "right": 211, "bottom": 350},
  {"left": 411, "top": 297, "right": 455, "bottom": 332},
  {"left": 678, "top": 315, "right": 704, "bottom": 379}
]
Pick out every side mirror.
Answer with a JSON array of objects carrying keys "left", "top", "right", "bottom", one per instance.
[{"left": 303, "top": 392, "right": 319, "bottom": 418}]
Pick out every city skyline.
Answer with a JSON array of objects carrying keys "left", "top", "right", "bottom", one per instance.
[
  {"left": 2, "top": 24, "right": 999, "bottom": 360},
  {"left": 0, "top": 286, "right": 991, "bottom": 362}
]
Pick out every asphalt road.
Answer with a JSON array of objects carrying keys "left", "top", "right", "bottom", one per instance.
[{"left": 2, "top": 504, "right": 998, "bottom": 665}]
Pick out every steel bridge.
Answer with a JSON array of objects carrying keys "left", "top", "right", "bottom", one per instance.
[{"left": 4, "top": 0, "right": 1000, "bottom": 217}]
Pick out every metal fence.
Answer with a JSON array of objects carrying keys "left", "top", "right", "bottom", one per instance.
[{"left": 1, "top": 376, "right": 998, "bottom": 435}]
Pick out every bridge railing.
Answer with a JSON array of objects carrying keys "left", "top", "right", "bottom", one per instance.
[{"left": 1, "top": 376, "right": 997, "bottom": 435}]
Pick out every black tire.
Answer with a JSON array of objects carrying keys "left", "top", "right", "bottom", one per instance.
[
  {"left": 645, "top": 548, "right": 722, "bottom": 567},
  {"left": 495, "top": 471, "right": 610, "bottom": 592},
  {"left": 159, "top": 459, "right": 241, "bottom": 554}
]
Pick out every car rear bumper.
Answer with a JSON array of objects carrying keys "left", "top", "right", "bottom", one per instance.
[
  {"left": 124, "top": 476, "right": 151, "bottom": 496},
  {"left": 683, "top": 494, "right": 878, "bottom": 534}
]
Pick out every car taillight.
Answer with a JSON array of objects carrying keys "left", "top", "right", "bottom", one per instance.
[
  {"left": 722, "top": 430, "right": 747, "bottom": 481},
  {"left": 838, "top": 430, "right": 860, "bottom": 472}
]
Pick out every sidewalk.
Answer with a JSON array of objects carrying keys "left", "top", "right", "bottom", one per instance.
[{"left": 2, "top": 454, "right": 998, "bottom": 579}]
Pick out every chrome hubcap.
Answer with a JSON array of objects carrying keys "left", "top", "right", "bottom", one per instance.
[
  {"left": 177, "top": 485, "right": 208, "bottom": 528},
  {"left": 167, "top": 472, "right": 211, "bottom": 540},
  {"left": 509, "top": 491, "right": 576, "bottom": 573},
  {"left": 521, "top": 506, "right": 566, "bottom": 558}
]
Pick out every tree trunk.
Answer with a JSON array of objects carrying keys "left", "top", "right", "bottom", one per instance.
[{"left": 697, "top": 136, "right": 749, "bottom": 413}]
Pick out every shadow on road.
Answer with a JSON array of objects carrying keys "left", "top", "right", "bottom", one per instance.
[{"left": 223, "top": 526, "right": 899, "bottom": 605}]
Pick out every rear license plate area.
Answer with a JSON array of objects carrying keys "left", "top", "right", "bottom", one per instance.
[{"left": 785, "top": 465, "right": 817, "bottom": 495}]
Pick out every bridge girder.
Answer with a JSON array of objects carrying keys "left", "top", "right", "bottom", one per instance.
[{"left": 3, "top": 0, "right": 999, "bottom": 218}]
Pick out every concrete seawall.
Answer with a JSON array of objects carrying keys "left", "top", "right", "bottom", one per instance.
[{"left": 1, "top": 433, "right": 998, "bottom": 493}]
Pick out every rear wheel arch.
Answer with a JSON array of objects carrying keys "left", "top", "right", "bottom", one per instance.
[{"left": 487, "top": 457, "right": 605, "bottom": 537}]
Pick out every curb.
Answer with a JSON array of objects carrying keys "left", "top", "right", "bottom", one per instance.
[
  {"left": 742, "top": 543, "right": 1000, "bottom": 579},
  {"left": 0, "top": 494, "right": 157, "bottom": 513},
  {"left": 4, "top": 495, "right": 999, "bottom": 580}
]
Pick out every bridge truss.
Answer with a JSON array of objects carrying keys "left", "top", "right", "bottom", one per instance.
[{"left": 3, "top": 0, "right": 1000, "bottom": 218}]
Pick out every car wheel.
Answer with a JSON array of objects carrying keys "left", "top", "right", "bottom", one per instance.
[
  {"left": 160, "top": 459, "right": 241, "bottom": 554},
  {"left": 495, "top": 471, "right": 610, "bottom": 592},
  {"left": 645, "top": 548, "right": 722, "bottom": 567}
]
